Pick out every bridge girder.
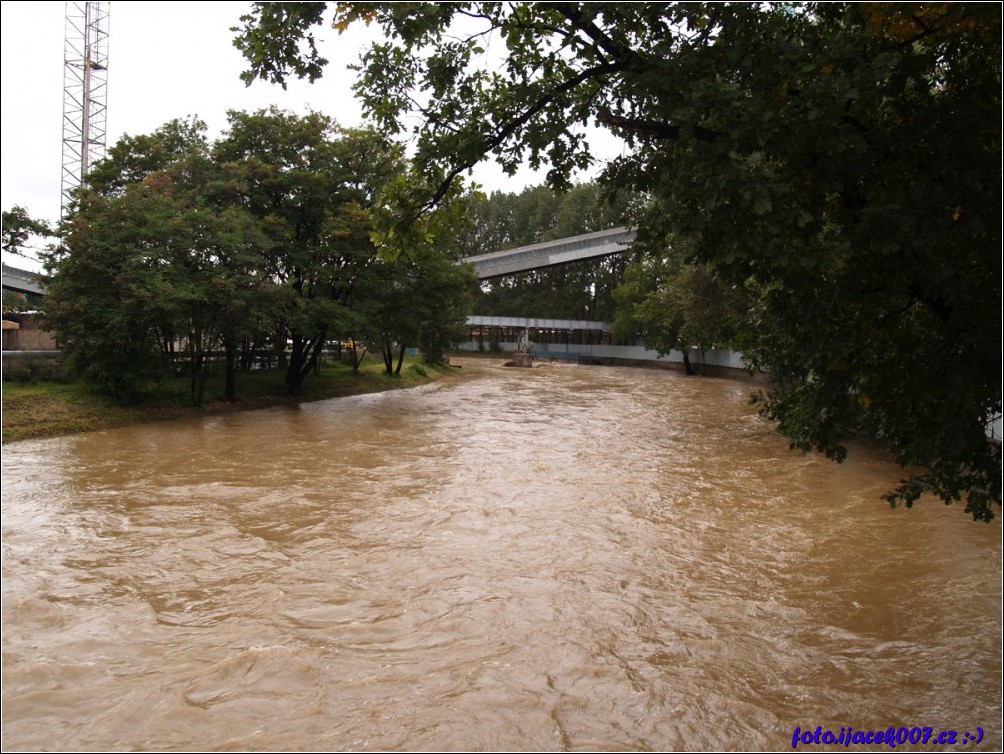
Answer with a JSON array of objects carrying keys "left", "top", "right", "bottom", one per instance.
[
  {"left": 2, "top": 265, "right": 47, "bottom": 297},
  {"left": 464, "top": 227, "right": 635, "bottom": 280}
]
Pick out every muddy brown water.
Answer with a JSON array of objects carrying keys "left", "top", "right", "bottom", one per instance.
[{"left": 2, "top": 361, "right": 1000, "bottom": 751}]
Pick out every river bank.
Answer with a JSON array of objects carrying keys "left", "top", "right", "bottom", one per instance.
[{"left": 1, "top": 355, "right": 469, "bottom": 444}]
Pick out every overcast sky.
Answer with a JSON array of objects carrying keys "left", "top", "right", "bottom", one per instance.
[{"left": 2, "top": 1, "right": 595, "bottom": 270}]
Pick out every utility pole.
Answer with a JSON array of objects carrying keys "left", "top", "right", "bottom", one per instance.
[{"left": 61, "top": 1, "right": 109, "bottom": 220}]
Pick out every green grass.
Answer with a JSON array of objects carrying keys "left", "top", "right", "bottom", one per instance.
[{"left": 2, "top": 355, "right": 458, "bottom": 444}]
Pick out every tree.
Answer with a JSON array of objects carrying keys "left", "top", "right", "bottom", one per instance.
[
  {"left": 365, "top": 166, "right": 478, "bottom": 368},
  {"left": 86, "top": 118, "right": 211, "bottom": 197},
  {"left": 2, "top": 206, "right": 52, "bottom": 258},
  {"left": 214, "top": 108, "right": 402, "bottom": 394},
  {"left": 46, "top": 116, "right": 280, "bottom": 405},
  {"left": 357, "top": 247, "right": 474, "bottom": 374},
  {"left": 46, "top": 152, "right": 273, "bottom": 405},
  {"left": 235, "top": 2, "right": 1001, "bottom": 521},
  {"left": 613, "top": 249, "right": 746, "bottom": 375},
  {"left": 45, "top": 181, "right": 182, "bottom": 402}
]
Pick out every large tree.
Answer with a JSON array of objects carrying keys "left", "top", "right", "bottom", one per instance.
[
  {"left": 213, "top": 108, "right": 404, "bottom": 394},
  {"left": 46, "top": 125, "right": 275, "bottom": 405},
  {"left": 235, "top": 2, "right": 1001, "bottom": 520},
  {"left": 46, "top": 179, "right": 188, "bottom": 402}
]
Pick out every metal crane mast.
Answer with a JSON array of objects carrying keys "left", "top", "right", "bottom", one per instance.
[{"left": 61, "top": 1, "right": 109, "bottom": 219}]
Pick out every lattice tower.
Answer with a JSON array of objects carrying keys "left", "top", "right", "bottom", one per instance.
[{"left": 61, "top": 1, "right": 109, "bottom": 219}]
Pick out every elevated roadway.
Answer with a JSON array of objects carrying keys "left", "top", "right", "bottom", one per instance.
[
  {"left": 2, "top": 264, "right": 47, "bottom": 296},
  {"left": 464, "top": 226, "right": 635, "bottom": 280}
]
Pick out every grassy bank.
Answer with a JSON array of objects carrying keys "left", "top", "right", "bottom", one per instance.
[{"left": 2, "top": 356, "right": 458, "bottom": 444}]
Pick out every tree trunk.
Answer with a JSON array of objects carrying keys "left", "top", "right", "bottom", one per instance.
[
  {"left": 682, "top": 350, "right": 693, "bottom": 376},
  {"left": 240, "top": 336, "right": 253, "bottom": 372},
  {"left": 349, "top": 341, "right": 366, "bottom": 373},
  {"left": 286, "top": 331, "right": 326, "bottom": 394},
  {"left": 395, "top": 343, "right": 406, "bottom": 375},
  {"left": 285, "top": 334, "right": 308, "bottom": 394},
  {"left": 190, "top": 349, "right": 207, "bottom": 407},
  {"left": 382, "top": 335, "right": 395, "bottom": 375},
  {"left": 303, "top": 334, "right": 325, "bottom": 381},
  {"left": 274, "top": 325, "right": 288, "bottom": 370},
  {"left": 223, "top": 336, "right": 238, "bottom": 403},
  {"left": 188, "top": 333, "right": 200, "bottom": 401},
  {"left": 189, "top": 352, "right": 198, "bottom": 398},
  {"left": 193, "top": 364, "right": 207, "bottom": 407}
]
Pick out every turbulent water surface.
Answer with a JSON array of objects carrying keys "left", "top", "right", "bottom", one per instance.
[{"left": 2, "top": 360, "right": 1000, "bottom": 751}]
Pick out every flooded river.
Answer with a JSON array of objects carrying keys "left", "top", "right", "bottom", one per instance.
[{"left": 2, "top": 361, "right": 1000, "bottom": 751}]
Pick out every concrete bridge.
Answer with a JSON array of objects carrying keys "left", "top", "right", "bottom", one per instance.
[
  {"left": 464, "top": 227, "right": 635, "bottom": 280},
  {"left": 2, "top": 264, "right": 47, "bottom": 296}
]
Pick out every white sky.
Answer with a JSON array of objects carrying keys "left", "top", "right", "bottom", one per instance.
[{"left": 2, "top": 1, "right": 613, "bottom": 271}]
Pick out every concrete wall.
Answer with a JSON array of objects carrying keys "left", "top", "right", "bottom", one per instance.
[{"left": 1, "top": 314, "right": 57, "bottom": 351}]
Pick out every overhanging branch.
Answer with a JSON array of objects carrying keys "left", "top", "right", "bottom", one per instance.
[
  {"left": 597, "top": 111, "right": 721, "bottom": 143},
  {"left": 425, "top": 61, "right": 627, "bottom": 208}
]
